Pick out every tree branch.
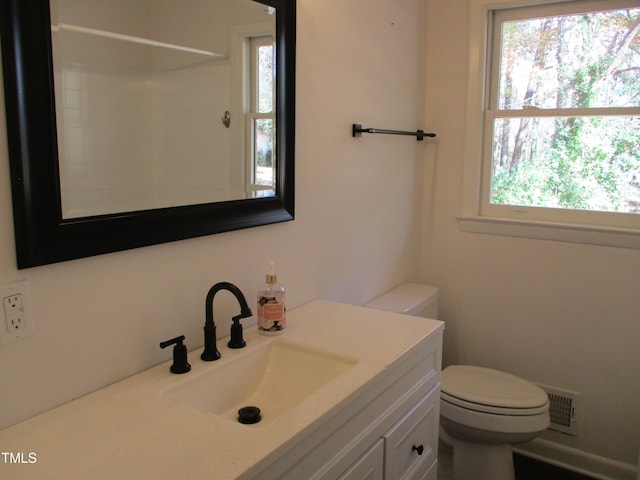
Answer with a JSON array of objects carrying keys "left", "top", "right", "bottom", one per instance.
[{"left": 606, "top": 13, "right": 640, "bottom": 77}]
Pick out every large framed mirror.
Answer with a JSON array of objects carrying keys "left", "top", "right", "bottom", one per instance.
[{"left": 0, "top": 0, "right": 295, "bottom": 268}]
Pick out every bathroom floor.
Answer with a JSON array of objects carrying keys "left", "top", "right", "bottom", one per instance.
[
  {"left": 513, "top": 454, "right": 598, "bottom": 480},
  {"left": 437, "top": 446, "right": 597, "bottom": 480}
]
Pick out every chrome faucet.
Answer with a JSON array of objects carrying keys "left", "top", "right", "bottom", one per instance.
[{"left": 201, "top": 282, "right": 253, "bottom": 361}]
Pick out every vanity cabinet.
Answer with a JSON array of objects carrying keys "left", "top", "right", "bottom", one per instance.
[
  {"left": 250, "top": 330, "right": 442, "bottom": 480},
  {"left": 0, "top": 301, "right": 442, "bottom": 480},
  {"left": 335, "top": 391, "right": 439, "bottom": 480},
  {"left": 382, "top": 393, "right": 438, "bottom": 480},
  {"left": 338, "top": 392, "right": 438, "bottom": 480},
  {"left": 338, "top": 440, "right": 384, "bottom": 480}
]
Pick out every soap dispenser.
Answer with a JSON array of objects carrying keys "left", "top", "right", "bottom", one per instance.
[{"left": 257, "top": 261, "right": 286, "bottom": 335}]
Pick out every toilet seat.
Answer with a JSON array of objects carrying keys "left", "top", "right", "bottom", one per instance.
[
  {"left": 440, "top": 365, "right": 550, "bottom": 435},
  {"left": 441, "top": 365, "right": 548, "bottom": 414},
  {"left": 441, "top": 391, "right": 548, "bottom": 416}
]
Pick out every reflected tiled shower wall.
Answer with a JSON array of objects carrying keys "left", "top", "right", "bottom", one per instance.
[
  {"left": 152, "top": 64, "right": 232, "bottom": 209},
  {"left": 56, "top": 64, "right": 155, "bottom": 218},
  {"left": 55, "top": 61, "right": 231, "bottom": 219}
]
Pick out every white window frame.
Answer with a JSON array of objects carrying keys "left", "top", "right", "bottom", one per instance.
[
  {"left": 229, "top": 22, "right": 274, "bottom": 199},
  {"left": 245, "top": 35, "right": 275, "bottom": 195},
  {"left": 459, "top": 0, "right": 640, "bottom": 249}
]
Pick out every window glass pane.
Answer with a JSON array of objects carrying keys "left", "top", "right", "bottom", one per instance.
[
  {"left": 498, "top": 7, "right": 640, "bottom": 109},
  {"left": 490, "top": 116, "right": 640, "bottom": 213},
  {"left": 257, "top": 44, "right": 274, "bottom": 114},
  {"left": 253, "top": 118, "right": 274, "bottom": 186}
]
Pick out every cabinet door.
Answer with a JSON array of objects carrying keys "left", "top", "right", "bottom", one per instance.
[
  {"left": 337, "top": 439, "right": 384, "bottom": 480},
  {"left": 383, "top": 391, "right": 439, "bottom": 480}
]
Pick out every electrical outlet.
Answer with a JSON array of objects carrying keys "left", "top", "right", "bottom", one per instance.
[
  {"left": 4, "top": 293, "right": 23, "bottom": 313},
  {"left": 0, "top": 280, "right": 34, "bottom": 344}
]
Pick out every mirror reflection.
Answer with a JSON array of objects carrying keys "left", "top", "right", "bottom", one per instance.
[{"left": 50, "top": 0, "right": 276, "bottom": 219}]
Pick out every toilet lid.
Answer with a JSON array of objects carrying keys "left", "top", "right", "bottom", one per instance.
[{"left": 441, "top": 365, "right": 548, "bottom": 410}]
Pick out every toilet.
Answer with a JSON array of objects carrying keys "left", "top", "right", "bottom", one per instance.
[{"left": 365, "top": 283, "right": 550, "bottom": 480}]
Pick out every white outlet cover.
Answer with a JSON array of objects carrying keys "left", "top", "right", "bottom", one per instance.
[{"left": 0, "top": 280, "right": 35, "bottom": 344}]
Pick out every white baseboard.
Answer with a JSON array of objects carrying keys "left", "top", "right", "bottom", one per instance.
[{"left": 513, "top": 438, "right": 638, "bottom": 480}]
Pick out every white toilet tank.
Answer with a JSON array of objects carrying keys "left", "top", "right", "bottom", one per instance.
[{"left": 365, "top": 283, "right": 439, "bottom": 319}]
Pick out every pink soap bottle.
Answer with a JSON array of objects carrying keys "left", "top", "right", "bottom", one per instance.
[{"left": 257, "top": 261, "right": 286, "bottom": 335}]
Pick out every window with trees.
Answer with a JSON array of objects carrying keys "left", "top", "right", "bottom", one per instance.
[{"left": 474, "top": 0, "right": 640, "bottom": 237}]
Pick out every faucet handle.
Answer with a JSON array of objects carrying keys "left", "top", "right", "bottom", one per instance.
[
  {"left": 228, "top": 311, "right": 251, "bottom": 349},
  {"left": 159, "top": 335, "right": 191, "bottom": 374}
]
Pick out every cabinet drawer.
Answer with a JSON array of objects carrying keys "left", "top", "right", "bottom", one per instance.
[
  {"left": 337, "top": 439, "right": 384, "bottom": 480},
  {"left": 383, "top": 388, "right": 439, "bottom": 480}
]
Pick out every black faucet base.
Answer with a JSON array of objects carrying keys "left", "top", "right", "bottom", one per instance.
[
  {"left": 201, "top": 349, "right": 221, "bottom": 361},
  {"left": 228, "top": 322, "right": 246, "bottom": 349},
  {"left": 201, "top": 324, "right": 221, "bottom": 361}
]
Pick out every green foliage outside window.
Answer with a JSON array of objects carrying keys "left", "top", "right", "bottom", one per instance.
[{"left": 491, "top": 6, "right": 640, "bottom": 214}]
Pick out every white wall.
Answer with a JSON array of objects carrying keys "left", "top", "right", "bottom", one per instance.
[
  {"left": 0, "top": 0, "right": 426, "bottom": 429},
  {"left": 422, "top": 0, "right": 640, "bottom": 470}
]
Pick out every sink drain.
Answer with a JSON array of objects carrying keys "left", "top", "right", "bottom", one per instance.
[{"left": 238, "top": 406, "right": 261, "bottom": 424}]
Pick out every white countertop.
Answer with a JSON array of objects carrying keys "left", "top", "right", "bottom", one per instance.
[{"left": 0, "top": 300, "right": 443, "bottom": 479}]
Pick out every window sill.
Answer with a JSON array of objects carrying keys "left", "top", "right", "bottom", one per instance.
[{"left": 457, "top": 216, "right": 640, "bottom": 249}]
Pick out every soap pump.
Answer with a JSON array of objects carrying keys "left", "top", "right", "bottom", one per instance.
[
  {"left": 257, "top": 261, "right": 286, "bottom": 335},
  {"left": 159, "top": 335, "right": 191, "bottom": 374}
]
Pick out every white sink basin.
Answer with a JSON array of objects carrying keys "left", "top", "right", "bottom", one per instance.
[{"left": 164, "top": 340, "right": 358, "bottom": 423}]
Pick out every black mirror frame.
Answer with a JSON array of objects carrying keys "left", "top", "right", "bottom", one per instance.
[{"left": 0, "top": 0, "right": 295, "bottom": 269}]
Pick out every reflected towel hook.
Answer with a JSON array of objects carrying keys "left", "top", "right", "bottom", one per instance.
[
  {"left": 222, "top": 111, "right": 231, "bottom": 128},
  {"left": 352, "top": 123, "right": 436, "bottom": 141}
]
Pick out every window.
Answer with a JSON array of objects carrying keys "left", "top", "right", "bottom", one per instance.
[
  {"left": 460, "top": 0, "right": 640, "bottom": 248},
  {"left": 246, "top": 35, "right": 275, "bottom": 196}
]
